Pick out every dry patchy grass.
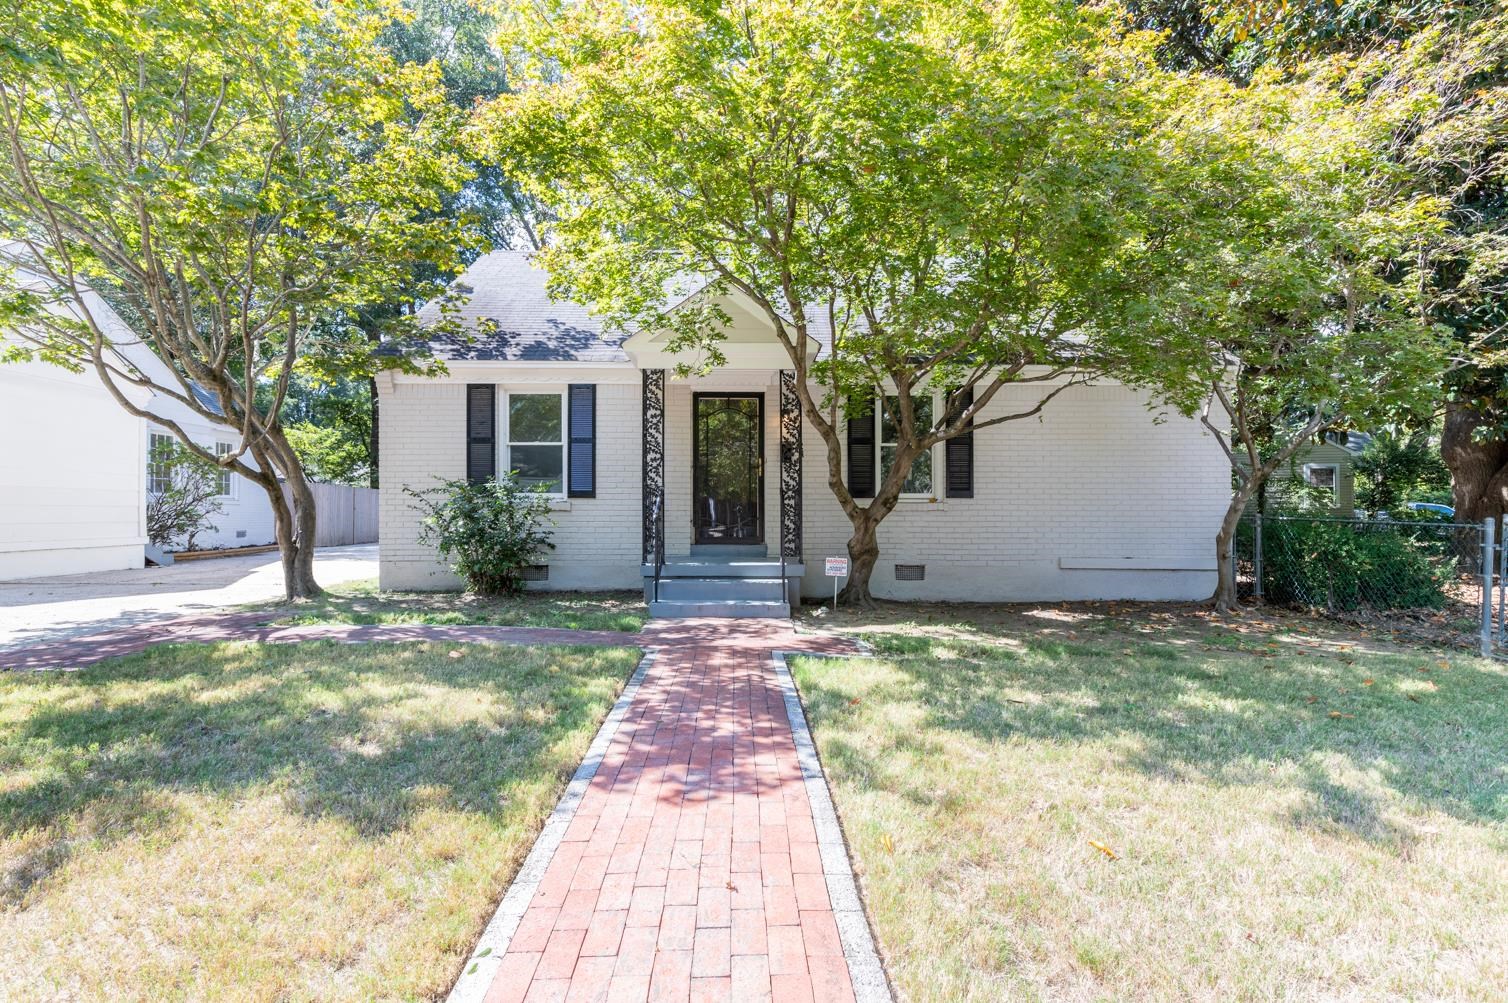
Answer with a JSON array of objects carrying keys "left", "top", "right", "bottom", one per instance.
[
  {"left": 792, "top": 613, "right": 1508, "bottom": 1001},
  {"left": 0, "top": 640, "right": 639, "bottom": 1001}
]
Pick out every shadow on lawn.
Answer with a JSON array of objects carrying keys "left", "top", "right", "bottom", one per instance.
[
  {"left": 797, "top": 633, "right": 1508, "bottom": 848},
  {"left": 0, "top": 640, "right": 632, "bottom": 904}
]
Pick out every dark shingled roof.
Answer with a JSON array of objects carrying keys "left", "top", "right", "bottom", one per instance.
[{"left": 414, "top": 251, "right": 631, "bottom": 364}]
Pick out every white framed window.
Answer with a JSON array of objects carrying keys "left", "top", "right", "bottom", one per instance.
[
  {"left": 147, "top": 433, "right": 174, "bottom": 494},
  {"left": 879, "top": 392, "right": 935, "bottom": 497},
  {"left": 1303, "top": 463, "right": 1338, "bottom": 497},
  {"left": 504, "top": 391, "right": 566, "bottom": 494},
  {"left": 214, "top": 442, "right": 234, "bottom": 498}
]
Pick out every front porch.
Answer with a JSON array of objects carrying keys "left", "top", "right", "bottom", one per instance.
[{"left": 638, "top": 368, "right": 807, "bottom": 618}]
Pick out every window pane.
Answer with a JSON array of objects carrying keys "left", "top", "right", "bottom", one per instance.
[
  {"left": 1306, "top": 466, "right": 1336, "bottom": 491},
  {"left": 510, "top": 394, "right": 562, "bottom": 442},
  {"left": 880, "top": 444, "right": 932, "bottom": 495},
  {"left": 148, "top": 434, "right": 173, "bottom": 494},
  {"left": 881, "top": 394, "right": 933, "bottom": 444},
  {"left": 509, "top": 444, "right": 564, "bottom": 492},
  {"left": 881, "top": 397, "right": 900, "bottom": 444},
  {"left": 215, "top": 442, "right": 232, "bottom": 495},
  {"left": 879, "top": 393, "right": 934, "bottom": 494},
  {"left": 904, "top": 449, "right": 933, "bottom": 494}
]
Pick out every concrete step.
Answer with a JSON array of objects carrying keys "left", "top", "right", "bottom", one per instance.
[
  {"left": 644, "top": 559, "right": 803, "bottom": 579},
  {"left": 648, "top": 599, "right": 791, "bottom": 619},
  {"left": 689, "top": 544, "right": 768, "bottom": 558},
  {"left": 654, "top": 576, "right": 788, "bottom": 601}
]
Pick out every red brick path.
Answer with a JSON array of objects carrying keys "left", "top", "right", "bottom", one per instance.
[
  {"left": 3, "top": 609, "right": 875, "bottom": 1002},
  {"left": 483, "top": 637, "right": 858, "bottom": 1003}
]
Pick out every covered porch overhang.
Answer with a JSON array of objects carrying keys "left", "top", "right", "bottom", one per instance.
[{"left": 631, "top": 287, "right": 810, "bottom": 592}]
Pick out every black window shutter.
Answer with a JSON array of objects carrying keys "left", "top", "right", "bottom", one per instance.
[
  {"left": 846, "top": 392, "right": 875, "bottom": 499},
  {"left": 567, "top": 384, "right": 596, "bottom": 498},
  {"left": 466, "top": 384, "right": 496, "bottom": 485},
  {"left": 945, "top": 386, "right": 974, "bottom": 498}
]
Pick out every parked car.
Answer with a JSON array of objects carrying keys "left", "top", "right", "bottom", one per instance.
[{"left": 1405, "top": 502, "right": 1455, "bottom": 517}]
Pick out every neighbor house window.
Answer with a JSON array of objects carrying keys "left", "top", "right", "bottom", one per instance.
[
  {"left": 148, "top": 433, "right": 174, "bottom": 494},
  {"left": 879, "top": 393, "right": 934, "bottom": 496},
  {"left": 214, "top": 442, "right": 234, "bottom": 497},
  {"left": 1303, "top": 463, "right": 1338, "bottom": 497},
  {"left": 506, "top": 392, "right": 565, "bottom": 493}
]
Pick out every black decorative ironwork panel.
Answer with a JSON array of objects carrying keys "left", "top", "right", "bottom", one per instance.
[
  {"left": 642, "top": 369, "right": 666, "bottom": 562},
  {"left": 779, "top": 369, "right": 803, "bottom": 561}
]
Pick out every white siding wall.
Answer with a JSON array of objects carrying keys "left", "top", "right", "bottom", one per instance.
[
  {"left": 0, "top": 357, "right": 147, "bottom": 579},
  {"left": 378, "top": 374, "right": 643, "bottom": 590},
  {"left": 800, "top": 381, "right": 1227, "bottom": 601},
  {"left": 378, "top": 369, "right": 1228, "bottom": 600}
]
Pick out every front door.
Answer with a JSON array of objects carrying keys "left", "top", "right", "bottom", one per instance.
[{"left": 692, "top": 393, "right": 764, "bottom": 545}]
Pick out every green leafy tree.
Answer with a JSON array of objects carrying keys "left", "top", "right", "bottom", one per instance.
[
  {"left": 479, "top": 0, "right": 1212, "bottom": 602},
  {"left": 0, "top": 0, "right": 470, "bottom": 599},
  {"left": 1155, "top": 5, "right": 1508, "bottom": 529},
  {"left": 1352, "top": 430, "right": 1450, "bottom": 512},
  {"left": 276, "top": 375, "right": 374, "bottom": 486},
  {"left": 1135, "top": 61, "right": 1450, "bottom": 609}
]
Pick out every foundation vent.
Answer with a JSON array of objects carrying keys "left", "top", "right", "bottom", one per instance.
[
  {"left": 520, "top": 564, "right": 550, "bottom": 582},
  {"left": 894, "top": 564, "right": 926, "bottom": 582}
]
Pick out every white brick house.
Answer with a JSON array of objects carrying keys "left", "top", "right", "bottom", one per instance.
[{"left": 379, "top": 251, "right": 1228, "bottom": 612}]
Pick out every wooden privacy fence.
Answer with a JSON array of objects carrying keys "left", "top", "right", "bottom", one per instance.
[{"left": 281, "top": 481, "right": 379, "bottom": 547}]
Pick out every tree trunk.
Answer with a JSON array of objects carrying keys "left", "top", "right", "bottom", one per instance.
[
  {"left": 1212, "top": 489, "right": 1254, "bottom": 613},
  {"left": 1442, "top": 398, "right": 1508, "bottom": 525},
  {"left": 254, "top": 432, "right": 324, "bottom": 602},
  {"left": 839, "top": 513, "right": 883, "bottom": 606}
]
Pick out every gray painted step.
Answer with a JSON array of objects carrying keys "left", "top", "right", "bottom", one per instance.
[
  {"left": 654, "top": 577, "right": 787, "bottom": 601},
  {"left": 648, "top": 599, "right": 791, "bottom": 619},
  {"left": 689, "top": 544, "right": 767, "bottom": 558},
  {"left": 644, "top": 560, "right": 804, "bottom": 579}
]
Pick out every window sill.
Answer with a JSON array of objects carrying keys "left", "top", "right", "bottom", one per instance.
[
  {"left": 546, "top": 498, "right": 572, "bottom": 512},
  {"left": 895, "top": 495, "right": 943, "bottom": 506}
]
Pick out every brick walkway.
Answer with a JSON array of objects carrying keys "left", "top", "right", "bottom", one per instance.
[
  {"left": 479, "top": 638, "right": 862, "bottom": 1003},
  {"left": 2, "top": 610, "right": 885, "bottom": 1001}
]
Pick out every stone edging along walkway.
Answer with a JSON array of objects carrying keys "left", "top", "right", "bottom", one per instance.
[{"left": 2, "top": 612, "right": 892, "bottom": 1002}]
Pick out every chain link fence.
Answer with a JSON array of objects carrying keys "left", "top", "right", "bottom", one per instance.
[{"left": 1234, "top": 514, "right": 1498, "bottom": 652}]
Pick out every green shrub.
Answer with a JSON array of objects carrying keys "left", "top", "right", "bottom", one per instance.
[
  {"left": 405, "top": 475, "right": 555, "bottom": 595},
  {"left": 1258, "top": 518, "right": 1452, "bottom": 611}
]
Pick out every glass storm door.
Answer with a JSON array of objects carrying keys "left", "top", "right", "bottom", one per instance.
[{"left": 693, "top": 394, "right": 764, "bottom": 545}]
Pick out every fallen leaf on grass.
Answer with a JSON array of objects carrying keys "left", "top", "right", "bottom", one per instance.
[
  {"left": 1089, "top": 840, "right": 1119, "bottom": 860},
  {"left": 1406, "top": 694, "right": 1422, "bottom": 703},
  {"left": 1305, "top": 695, "right": 1319, "bottom": 704},
  {"left": 448, "top": 650, "right": 463, "bottom": 659},
  {"left": 1328, "top": 711, "right": 1354, "bottom": 719},
  {"left": 880, "top": 833, "right": 895, "bottom": 854},
  {"left": 1362, "top": 679, "right": 1375, "bottom": 686}
]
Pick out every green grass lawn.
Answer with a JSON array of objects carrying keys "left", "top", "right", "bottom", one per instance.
[
  {"left": 254, "top": 579, "right": 648, "bottom": 632},
  {"left": 0, "top": 639, "right": 640, "bottom": 1001},
  {"left": 792, "top": 611, "right": 1508, "bottom": 1001}
]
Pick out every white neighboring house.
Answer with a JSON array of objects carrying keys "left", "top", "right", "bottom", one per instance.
[
  {"left": 378, "top": 251, "right": 1230, "bottom": 615},
  {"left": 0, "top": 284, "right": 276, "bottom": 580},
  {"left": 112, "top": 336, "right": 278, "bottom": 552},
  {"left": 0, "top": 325, "right": 151, "bottom": 579}
]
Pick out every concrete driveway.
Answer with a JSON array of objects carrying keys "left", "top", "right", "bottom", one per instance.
[{"left": 0, "top": 544, "right": 378, "bottom": 653}]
